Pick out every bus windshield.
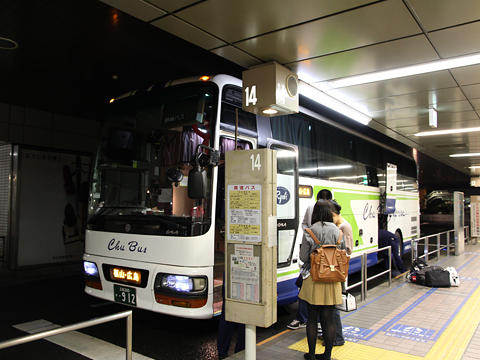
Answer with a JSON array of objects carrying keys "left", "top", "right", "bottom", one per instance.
[{"left": 87, "top": 83, "right": 218, "bottom": 236}]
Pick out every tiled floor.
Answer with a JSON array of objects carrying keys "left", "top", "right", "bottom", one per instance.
[{"left": 225, "top": 242, "right": 480, "bottom": 360}]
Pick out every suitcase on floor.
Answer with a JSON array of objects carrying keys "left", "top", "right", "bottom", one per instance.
[
  {"left": 424, "top": 267, "right": 451, "bottom": 287},
  {"left": 445, "top": 266, "right": 460, "bottom": 287}
]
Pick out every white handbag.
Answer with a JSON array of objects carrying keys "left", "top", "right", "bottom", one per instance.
[
  {"left": 335, "top": 293, "right": 357, "bottom": 312},
  {"left": 445, "top": 266, "right": 460, "bottom": 287}
]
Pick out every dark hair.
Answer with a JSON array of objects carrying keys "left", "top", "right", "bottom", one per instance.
[
  {"left": 311, "top": 200, "right": 334, "bottom": 225},
  {"left": 317, "top": 189, "right": 332, "bottom": 201},
  {"left": 330, "top": 200, "right": 341, "bottom": 215}
]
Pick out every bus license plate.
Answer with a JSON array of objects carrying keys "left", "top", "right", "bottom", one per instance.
[{"left": 114, "top": 284, "right": 137, "bottom": 306}]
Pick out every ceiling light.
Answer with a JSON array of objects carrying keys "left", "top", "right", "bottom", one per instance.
[
  {"left": 326, "top": 52, "right": 480, "bottom": 88},
  {"left": 299, "top": 82, "right": 371, "bottom": 125},
  {"left": 276, "top": 151, "right": 296, "bottom": 158},
  {"left": 263, "top": 108, "right": 278, "bottom": 115},
  {"left": 429, "top": 108, "right": 437, "bottom": 128},
  {"left": 301, "top": 165, "right": 352, "bottom": 172},
  {"left": 415, "top": 127, "right": 480, "bottom": 136},
  {"left": 469, "top": 166, "right": 480, "bottom": 169},
  {"left": 329, "top": 175, "right": 366, "bottom": 180},
  {"left": 199, "top": 76, "right": 210, "bottom": 81},
  {"left": 450, "top": 153, "right": 480, "bottom": 158},
  {"left": 318, "top": 165, "right": 352, "bottom": 170}
]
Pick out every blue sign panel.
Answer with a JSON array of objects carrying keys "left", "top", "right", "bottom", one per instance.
[
  {"left": 386, "top": 324, "right": 435, "bottom": 342},
  {"left": 342, "top": 326, "right": 372, "bottom": 341}
]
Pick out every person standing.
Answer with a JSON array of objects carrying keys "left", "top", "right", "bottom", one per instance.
[
  {"left": 299, "top": 200, "right": 345, "bottom": 360},
  {"left": 319, "top": 199, "right": 353, "bottom": 347},
  {"left": 302, "top": 189, "right": 332, "bottom": 230},
  {"left": 288, "top": 189, "right": 333, "bottom": 330},
  {"left": 330, "top": 200, "right": 352, "bottom": 256}
]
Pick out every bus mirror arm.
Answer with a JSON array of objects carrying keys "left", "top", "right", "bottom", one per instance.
[{"left": 194, "top": 144, "right": 220, "bottom": 167}]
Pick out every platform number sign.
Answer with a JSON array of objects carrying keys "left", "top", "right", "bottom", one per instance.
[
  {"left": 250, "top": 154, "right": 261, "bottom": 171},
  {"left": 244, "top": 85, "right": 258, "bottom": 106}
]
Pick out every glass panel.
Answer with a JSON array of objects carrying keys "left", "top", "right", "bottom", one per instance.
[
  {"left": 278, "top": 230, "right": 295, "bottom": 264},
  {"left": 88, "top": 83, "right": 218, "bottom": 236},
  {"left": 269, "top": 142, "right": 298, "bottom": 267}
]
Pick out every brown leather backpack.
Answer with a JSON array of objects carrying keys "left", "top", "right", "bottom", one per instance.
[{"left": 306, "top": 228, "right": 349, "bottom": 283}]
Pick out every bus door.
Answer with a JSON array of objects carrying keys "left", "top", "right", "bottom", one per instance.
[{"left": 267, "top": 140, "right": 299, "bottom": 268}]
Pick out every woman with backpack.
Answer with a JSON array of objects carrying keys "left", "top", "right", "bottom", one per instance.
[{"left": 299, "top": 200, "right": 346, "bottom": 360}]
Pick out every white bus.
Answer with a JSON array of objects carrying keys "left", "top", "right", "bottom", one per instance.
[{"left": 83, "top": 74, "right": 419, "bottom": 319}]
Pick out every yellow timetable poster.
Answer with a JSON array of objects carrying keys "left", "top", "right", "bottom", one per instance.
[{"left": 227, "top": 184, "right": 262, "bottom": 242}]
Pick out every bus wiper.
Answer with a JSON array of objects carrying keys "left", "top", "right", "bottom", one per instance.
[
  {"left": 88, "top": 207, "right": 187, "bottom": 231},
  {"left": 144, "top": 214, "right": 187, "bottom": 230},
  {"left": 87, "top": 205, "right": 141, "bottom": 224}
]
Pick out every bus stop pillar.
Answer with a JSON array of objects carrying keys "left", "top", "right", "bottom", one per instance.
[
  {"left": 245, "top": 325, "right": 256, "bottom": 360},
  {"left": 224, "top": 149, "right": 278, "bottom": 360},
  {"left": 454, "top": 191, "right": 465, "bottom": 256}
]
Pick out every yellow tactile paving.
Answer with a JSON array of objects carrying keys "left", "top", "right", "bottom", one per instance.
[
  {"left": 289, "top": 255, "right": 480, "bottom": 360},
  {"left": 424, "top": 279, "right": 480, "bottom": 360},
  {"left": 288, "top": 336, "right": 422, "bottom": 360}
]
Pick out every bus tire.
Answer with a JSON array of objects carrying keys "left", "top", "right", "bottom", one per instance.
[
  {"left": 283, "top": 301, "right": 298, "bottom": 314},
  {"left": 395, "top": 230, "right": 404, "bottom": 257}
]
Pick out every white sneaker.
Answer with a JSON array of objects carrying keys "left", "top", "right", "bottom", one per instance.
[{"left": 287, "top": 319, "right": 306, "bottom": 329}]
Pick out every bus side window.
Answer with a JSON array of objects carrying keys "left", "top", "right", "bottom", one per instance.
[{"left": 366, "top": 166, "right": 379, "bottom": 187}]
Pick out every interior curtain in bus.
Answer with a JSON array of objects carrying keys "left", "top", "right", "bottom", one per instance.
[
  {"left": 270, "top": 115, "right": 314, "bottom": 177},
  {"left": 219, "top": 138, "right": 252, "bottom": 153},
  {"left": 162, "top": 129, "right": 204, "bottom": 165}
]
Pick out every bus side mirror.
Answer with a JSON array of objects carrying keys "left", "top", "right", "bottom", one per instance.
[
  {"left": 188, "top": 166, "right": 206, "bottom": 199},
  {"left": 188, "top": 144, "right": 218, "bottom": 199}
]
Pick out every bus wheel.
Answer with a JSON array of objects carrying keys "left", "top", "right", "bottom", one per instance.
[
  {"left": 283, "top": 302, "right": 298, "bottom": 314},
  {"left": 395, "top": 230, "right": 404, "bottom": 257}
]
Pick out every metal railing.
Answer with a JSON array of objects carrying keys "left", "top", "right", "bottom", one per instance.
[
  {"left": 345, "top": 245, "right": 392, "bottom": 302},
  {"left": 411, "top": 226, "right": 469, "bottom": 262},
  {"left": 0, "top": 310, "right": 133, "bottom": 360},
  {"left": 345, "top": 226, "right": 471, "bottom": 303}
]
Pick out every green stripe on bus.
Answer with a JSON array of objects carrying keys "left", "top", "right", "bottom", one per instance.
[
  {"left": 352, "top": 245, "right": 378, "bottom": 253},
  {"left": 277, "top": 269, "right": 300, "bottom": 278},
  {"left": 397, "top": 196, "right": 419, "bottom": 200}
]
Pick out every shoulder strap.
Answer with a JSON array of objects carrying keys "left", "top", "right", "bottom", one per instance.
[
  {"left": 306, "top": 228, "right": 320, "bottom": 245},
  {"left": 336, "top": 230, "right": 343, "bottom": 246}
]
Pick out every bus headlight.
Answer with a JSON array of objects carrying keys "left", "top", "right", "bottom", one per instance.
[
  {"left": 83, "top": 261, "right": 103, "bottom": 290},
  {"left": 154, "top": 273, "right": 208, "bottom": 308},
  {"left": 159, "top": 274, "right": 206, "bottom": 292},
  {"left": 84, "top": 261, "right": 99, "bottom": 277}
]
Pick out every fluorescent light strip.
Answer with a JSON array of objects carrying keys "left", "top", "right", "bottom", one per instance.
[
  {"left": 329, "top": 175, "right": 367, "bottom": 180},
  {"left": 300, "top": 165, "right": 352, "bottom": 172},
  {"left": 415, "top": 127, "right": 480, "bottom": 136},
  {"left": 299, "top": 82, "right": 371, "bottom": 125},
  {"left": 450, "top": 153, "right": 480, "bottom": 158},
  {"left": 327, "top": 53, "right": 480, "bottom": 88}
]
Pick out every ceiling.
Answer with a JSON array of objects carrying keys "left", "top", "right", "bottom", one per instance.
[{"left": 2, "top": 0, "right": 479, "bottom": 189}]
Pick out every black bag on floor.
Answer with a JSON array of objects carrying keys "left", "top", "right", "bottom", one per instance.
[
  {"left": 411, "top": 257, "right": 428, "bottom": 271},
  {"left": 407, "top": 257, "right": 429, "bottom": 284},
  {"left": 408, "top": 267, "right": 427, "bottom": 285},
  {"left": 424, "top": 266, "right": 451, "bottom": 287}
]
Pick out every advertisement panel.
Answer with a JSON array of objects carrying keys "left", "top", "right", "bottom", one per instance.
[{"left": 15, "top": 147, "right": 91, "bottom": 267}]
